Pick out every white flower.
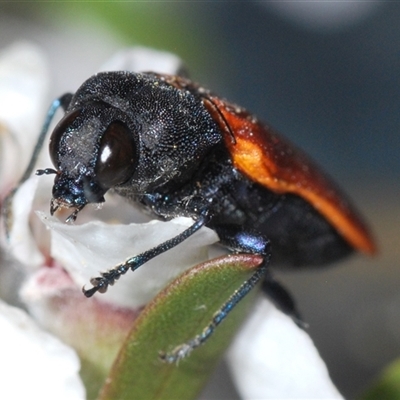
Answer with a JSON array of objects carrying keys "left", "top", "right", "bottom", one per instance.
[
  {"left": 0, "top": 42, "right": 49, "bottom": 189},
  {"left": 0, "top": 41, "right": 343, "bottom": 399},
  {"left": 0, "top": 299, "right": 85, "bottom": 400},
  {"left": 227, "top": 298, "right": 343, "bottom": 399}
]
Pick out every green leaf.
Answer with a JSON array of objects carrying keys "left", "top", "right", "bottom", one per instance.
[
  {"left": 98, "top": 254, "right": 263, "bottom": 400},
  {"left": 361, "top": 359, "right": 400, "bottom": 400}
]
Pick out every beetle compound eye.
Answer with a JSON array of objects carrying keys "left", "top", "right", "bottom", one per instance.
[
  {"left": 95, "top": 120, "right": 136, "bottom": 189},
  {"left": 49, "top": 109, "right": 82, "bottom": 168}
]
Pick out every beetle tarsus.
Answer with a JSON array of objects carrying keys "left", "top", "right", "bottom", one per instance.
[
  {"left": 83, "top": 275, "right": 112, "bottom": 297},
  {"left": 83, "top": 263, "right": 131, "bottom": 297},
  {"left": 159, "top": 343, "right": 194, "bottom": 364},
  {"left": 83, "top": 216, "right": 208, "bottom": 297}
]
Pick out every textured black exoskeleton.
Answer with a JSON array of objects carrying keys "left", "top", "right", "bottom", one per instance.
[{"left": 18, "top": 71, "right": 375, "bottom": 361}]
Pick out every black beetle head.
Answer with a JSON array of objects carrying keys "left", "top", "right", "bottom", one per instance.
[
  {"left": 40, "top": 72, "right": 222, "bottom": 221},
  {"left": 47, "top": 102, "right": 137, "bottom": 221}
]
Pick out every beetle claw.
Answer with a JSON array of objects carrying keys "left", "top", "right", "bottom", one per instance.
[{"left": 82, "top": 285, "right": 99, "bottom": 298}]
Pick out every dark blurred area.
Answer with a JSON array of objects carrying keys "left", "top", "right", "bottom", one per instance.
[{"left": 0, "top": 2, "right": 398, "bottom": 398}]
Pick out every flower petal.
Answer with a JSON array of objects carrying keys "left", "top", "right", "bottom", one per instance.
[
  {"left": 38, "top": 212, "right": 219, "bottom": 308},
  {"left": 7, "top": 176, "right": 45, "bottom": 268},
  {"left": 20, "top": 266, "right": 139, "bottom": 399},
  {"left": 0, "top": 299, "right": 85, "bottom": 400},
  {"left": 0, "top": 42, "right": 49, "bottom": 187},
  {"left": 227, "top": 297, "right": 344, "bottom": 399},
  {"left": 98, "top": 46, "right": 184, "bottom": 75}
]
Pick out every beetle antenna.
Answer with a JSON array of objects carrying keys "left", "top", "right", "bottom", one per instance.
[
  {"left": 36, "top": 168, "right": 58, "bottom": 176},
  {"left": 2, "top": 94, "right": 72, "bottom": 239}
]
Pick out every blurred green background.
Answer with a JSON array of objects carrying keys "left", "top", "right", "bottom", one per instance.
[{"left": 0, "top": 2, "right": 398, "bottom": 399}]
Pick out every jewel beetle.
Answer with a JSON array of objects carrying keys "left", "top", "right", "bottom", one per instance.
[{"left": 17, "top": 71, "right": 376, "bottom": 362}]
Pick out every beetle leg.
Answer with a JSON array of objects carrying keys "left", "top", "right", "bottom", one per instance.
[
  {"left": 214, "top": 224, "right": 304, "bottom": 326},
  {"left": 82, "top": 212, "right": 209, "bottom": 297},
  {"left": 159, "top": 255, "right": 269, "bottom": 363},
  {"left": 3, "top": 94, "right": 73, "bottom": 239},
  {"left": 261, "top": 275, "right": 306, "bottom": 329}
]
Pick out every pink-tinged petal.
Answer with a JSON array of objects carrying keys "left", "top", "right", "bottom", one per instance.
[
  {"left": 21, "top": 265, "right": 141, "bottom": 398},
  {"left": 0, "top": 299, "right": 85, "bottom": 400},
  {"left": 227, "top": 298, "right": 343, "bottom": 399},
  {"left": 37, "top": 212, "right": 219, "bottom": 308}
]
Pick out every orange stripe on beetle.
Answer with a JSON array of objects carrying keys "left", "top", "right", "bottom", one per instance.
[{"left": 207, "top": 96, "right": 376, "bottom": 255}]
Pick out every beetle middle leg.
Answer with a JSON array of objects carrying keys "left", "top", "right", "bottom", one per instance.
[
  {"left": 158, "top": 226, "right": 272, "bottom": 363},
  {"left": 156, "top": 225, "right": 304, "bottom": 362},
  {"left": 159, "top": 251, "right": 270, "bottom": 363}
]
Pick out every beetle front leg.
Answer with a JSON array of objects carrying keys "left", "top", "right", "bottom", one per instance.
[{"left": 82, "top": 213, "right": 209, "bottom": 297}]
